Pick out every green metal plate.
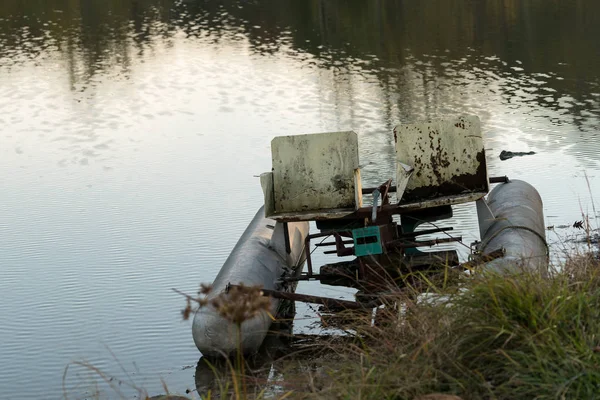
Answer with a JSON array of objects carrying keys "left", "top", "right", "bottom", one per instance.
[{"left": 353, "top": 226, "right": 383, "bottom": 256}]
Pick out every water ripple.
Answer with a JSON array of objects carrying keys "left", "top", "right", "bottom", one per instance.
[{"left": 1, "top": 1, "right": 600, "bottom": 398}]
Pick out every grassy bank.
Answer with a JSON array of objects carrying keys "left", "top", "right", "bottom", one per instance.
[
  {"left": 163, "top": 239, "right": 600, "bottom": 400},
  {"left": 278, "top": 253, "right": 600, "bottom": 400}
]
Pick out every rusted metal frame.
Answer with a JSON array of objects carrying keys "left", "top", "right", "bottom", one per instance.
[
  {"left": 280, "top": 274, "right": 330, "bottom": 282},
  {"left": 305, "top": 230, "right": 352, "bottom": 275},
  {"left": 361, "top": 176, "right": 509, "bottom": 194},
  {"left": 334, "top": 233, "right": 354, "bottom": 257},
  {"left": 314, "top": 239, "right": 354, "bottom": 247},
  {"left": 323, "top": 247, "right": 355, "bottom": 256},
  {"left": 362, "top": 186, "right": 397, "bottom": 194},
  {"left": 234, "top": 285, "right": 366, "bottom": 310},
  {"left": 354, "top": 194, "right": 478, "bottom": 219},
  {"left": 397, "top": 226, "right": 454, "bottom": 238},
  {"left": 386, "top": 236, "right": 463, "bottom": 249},
  {"left": 378, "top": 178, "right": 393, "bottom": 209}
]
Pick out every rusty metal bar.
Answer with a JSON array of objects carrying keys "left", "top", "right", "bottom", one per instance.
[
  {"left": 361, "top": 176, "right": 508, "bottom": 194},
  {"left": 280, "top": 274, "right": 328, "bottom": 282},
  {"left": 324, "top": 248, "right": 354, "bottom": 256},
  {"left": 315, "top": 240, "right": 354, "bottom": 247},
  {"left": 230, "top": 285, "right": 365, "bottom": 310},
  {"left": 362, "top": 186, "right": 391, "bottom": 194},
  {"left": 397, "top": 226, "right": 454, "bottom": 238},
  {"left": 387, "top": 236, "right": 463, "bottom": 249},
  {"left": 379, "top": 178, "right": 393, "bottom": 208},
  {"left": 305, "top": 231, "right": 352, "bottom": 275}
]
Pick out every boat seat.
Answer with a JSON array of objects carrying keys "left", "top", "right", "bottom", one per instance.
[
  {"left": 261, "top": 131, "right": 362, "bottom": 222},
  {"left": 260, "top": 116, "right": 489, "bottom": 222},
  {"left": 393, "top": 115, "right": 489, "bottom": 209}
]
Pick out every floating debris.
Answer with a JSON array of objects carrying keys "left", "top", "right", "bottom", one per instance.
[{"left": 499, "top": 150, "right": 536, "bottom": 160}]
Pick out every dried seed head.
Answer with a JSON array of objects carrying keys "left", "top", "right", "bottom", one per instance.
[
  {"left": 181, "top": 298, "right": 192, "bottom": 321},
  {"left": 199, "top": 283, "right": 212, "bottom": 295},
  {"left": 178, "top": 283, "right": 271, "bottom": 324},
  {"left": 210, "top": 284, "right": 271, "bottom": 325},
  {"left": 177, "top": 283, "right": 213, "bottom": 320}
]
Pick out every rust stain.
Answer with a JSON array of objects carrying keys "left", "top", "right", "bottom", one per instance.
[
  {"left": 401, "top": 150, "right": 487, "bottom": 202},
  {"left": 454, "top": 116, "right": 467, "bottom": 129}
]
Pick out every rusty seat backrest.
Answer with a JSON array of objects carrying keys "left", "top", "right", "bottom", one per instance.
[{"left": 394, "top": 115, "right": 489, "bottom": 208}]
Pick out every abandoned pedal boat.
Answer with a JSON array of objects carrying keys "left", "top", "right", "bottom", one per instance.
[{"left": 193, "top": 115, "right": 548, "bottom": 356}]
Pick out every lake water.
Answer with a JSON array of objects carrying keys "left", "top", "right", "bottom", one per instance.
[{"left": 1, "top": 0, "right": 599, "bottom": 398}]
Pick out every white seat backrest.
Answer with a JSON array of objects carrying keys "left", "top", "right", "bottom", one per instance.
[{"left": 271, "top": 131, "right": 360, "bottom": 213}]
